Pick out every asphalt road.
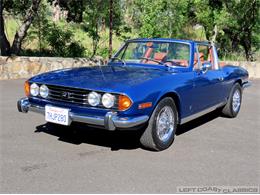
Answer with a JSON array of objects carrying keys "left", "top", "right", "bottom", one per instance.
[{"left": 0, "top": 79, "right": 259, "bottom": 193}]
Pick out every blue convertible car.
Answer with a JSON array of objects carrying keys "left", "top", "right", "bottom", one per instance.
[{"left": 18, "top": 38, "right": 250, "bottom": 151}]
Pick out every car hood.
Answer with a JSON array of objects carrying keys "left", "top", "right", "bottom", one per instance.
[{"left": 30, "top": 65, "right": 172, "bottom": 93}]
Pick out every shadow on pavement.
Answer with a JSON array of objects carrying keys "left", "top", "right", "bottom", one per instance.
[
  {"left": 35, "top": 122, "right": 143, "bottom": 151},
  {"left": 176, "top": 109, "right": 221, "bottom": 136},
  {"left": 35, "top": 109, "right": 221, "bottom": 150}
]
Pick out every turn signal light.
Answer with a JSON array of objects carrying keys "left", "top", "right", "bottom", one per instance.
[
  {"left": 118, "top": 95, "right": 132, "bottom": 111},
  {"left": 138, "top": 102, "right": 152, "bottom": 109},
  {"left": 24, "top": 80, "right": 30, "bottom": 97}
]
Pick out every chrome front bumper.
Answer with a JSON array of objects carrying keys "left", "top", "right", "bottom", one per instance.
[{"left": 17, "top": 97, "right": 149, "bottom": 131}]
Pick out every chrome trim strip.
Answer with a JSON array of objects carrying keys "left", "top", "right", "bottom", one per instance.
[
  {"left": 17, "top": 97, "right": 30, "bottom": 113},
  {"left": 212, "top": 43, "right": 220, "bottom": 70},
  {"left": 112, "top": 115, "right": 149, "bottom": 128},
  {"left": 17, "top": 97, "right": 149, "bottom": 130},
  {"left": 180, "top": 101, "right": 226, "bottom": 124},
  {"left": 29, "top": 105, "right": 45, "bottom": 114},
  {"left": 70, "top": 112, "right": 105, "bottom": 126}
]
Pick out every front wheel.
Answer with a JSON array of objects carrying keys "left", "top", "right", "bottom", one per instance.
[
  {"left": 140, "top": 97, "right": 178, "bottom": 151},
  {"left": 222, "top": 83, "right": 242, "bottom": 118}
]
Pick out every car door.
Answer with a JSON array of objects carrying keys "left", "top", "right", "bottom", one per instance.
[{"left": 191, "top": 43, "right": 225, "bottom": 114}]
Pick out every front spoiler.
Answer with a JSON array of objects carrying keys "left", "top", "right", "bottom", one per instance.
[{"left": 17, "top": 97, "right": 149, "bottom": 131}]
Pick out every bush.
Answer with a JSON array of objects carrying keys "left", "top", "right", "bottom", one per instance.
[
  {"left": 67, "top": 42, "right": 85, "bottom": 57},
  {"left": 45, "top": 24, "right": 86, "bottom": 57}
]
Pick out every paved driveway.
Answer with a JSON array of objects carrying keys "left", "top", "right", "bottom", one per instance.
[{"left": 0, "top": 79, "right": 259, "bottom": 193}]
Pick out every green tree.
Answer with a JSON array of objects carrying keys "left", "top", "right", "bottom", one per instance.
[
  {"left": 0, "top": 0, "right": 41, "bottom": 55},
  {"left": 48, "top": 0, "right": 123, "bottom": 57},
  {"left": 82, "top": 0, "right": 123, "bottom": 57},
  {"left": 194, "top": 0, "right": 259, "bottom": 61},
  {"left": 126, "top": 0, "right": 189, "bottom": 38},
  {"left": 47, "top": 0, "right": 85, "bottom": 23},
  {"left": 223, "top": 0, "right": 258, "bottom": 61},
  {"left": 46, "top": 24, "right": 85, "bottom": 57},
  {"left": 194, "top": 0, "right": 227, "bottom": 41},
  {"left": 27, "top": 0, "right": 51, "bottom": 54}
]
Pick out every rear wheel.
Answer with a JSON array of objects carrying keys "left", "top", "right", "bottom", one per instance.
[
  {"left": 222, "top": 83, "right": 242, "bottom": 118},
  {"left": 140, "top": 97, "right": 178, "bottom": 151}
]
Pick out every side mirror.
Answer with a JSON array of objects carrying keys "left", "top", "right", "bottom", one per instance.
[{"left": 201, "top": 62, "right": 212, "bottom": 73}]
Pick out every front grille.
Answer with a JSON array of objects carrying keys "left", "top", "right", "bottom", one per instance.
[{"left": 46, "top": 84, "right": 118, "bottom": 109}]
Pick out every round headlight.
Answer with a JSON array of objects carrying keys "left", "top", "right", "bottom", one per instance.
[
  {"left": 102, "top": 93, "right": 115, "bottom": 108},
  {"left": 30, "top": 83, "right": 39, "bottom": 96},
  {"left": 88, "top": 91, "right": 101, "bottom": 106},
  {"left": 40, "top": 85, "right": 49, "bottom": 98}
]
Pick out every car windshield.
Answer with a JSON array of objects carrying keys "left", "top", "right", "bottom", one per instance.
[{"left": 115, "top": 41, "right": 191, "bottom": 67}]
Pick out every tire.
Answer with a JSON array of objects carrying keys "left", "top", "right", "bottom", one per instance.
[
  {"left": 140, "top": 97, "right": 178, "bottom": 151},
  {"left": 222, "top": 83, "right": 242, "bottom": 118}
]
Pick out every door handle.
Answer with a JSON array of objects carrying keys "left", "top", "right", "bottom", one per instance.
[{"left": 218, "top": 77, "right": 224, "bottom": 81}]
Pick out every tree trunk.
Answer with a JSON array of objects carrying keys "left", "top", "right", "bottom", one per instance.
[
  {"left": 0, "top": 0, "right": 10, "bottom": 55},
  {"left": 231, "top": 36, "right": 239, "bottom": 52},
  {"left": 52, "top": 0, "right": 61, "bottom": 22},
  {"left": 108, "top": 0, "right": 113, "bottom": 58},
  {"left": 242, "top": 34, "right": 254, "bottom": 61},
  {"left": 204, "top": 26, "right": 210, "bottom": 41},
  {"left": 91, "top": 22, "right": 99, "bottom": 58},
  {"left": 10, "top": 0, "right": 41, "bottom": 55}
]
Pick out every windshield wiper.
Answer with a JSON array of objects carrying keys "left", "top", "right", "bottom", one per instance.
[{"left": 110, "top": 57, "right": 126, "bottom": 66}]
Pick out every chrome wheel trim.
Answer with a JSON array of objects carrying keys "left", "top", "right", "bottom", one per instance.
[
  {"left": 232, "top": 89, "right": 241, "bottom": 112},
  {"left": 156, "top": 106, "right": 175, "bottom": 142}
]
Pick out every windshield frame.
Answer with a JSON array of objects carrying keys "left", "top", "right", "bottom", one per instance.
[{"left": 111, "top": 39, "right": 193, "bottom": 69}]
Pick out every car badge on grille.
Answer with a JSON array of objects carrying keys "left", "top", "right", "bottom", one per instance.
[{"left": 62, "top": 91, "right": 72, "bottom": 98}]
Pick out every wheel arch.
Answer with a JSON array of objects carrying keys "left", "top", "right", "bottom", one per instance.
[
  {"left": 224, "top": 79, "right": 243, "bottom": 101},
  {"left": 156, "top": 91, "right": 181, "bottom": 124},
  {"left": 234, "top": 78, "right": 242, "bottom": 86}
]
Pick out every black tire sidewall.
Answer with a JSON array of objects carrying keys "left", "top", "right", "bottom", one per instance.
[
  {"left": 229, "top": 84, "right": 242, "bottom": 117},
  {"left": 150, "top": 97, "right": 178, "bottom": 150}
]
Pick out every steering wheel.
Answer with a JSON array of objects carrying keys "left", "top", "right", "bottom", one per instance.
[
  {"left": 139, "top": 57, "right": 163, "bottom": 65},
  {"left": 164, "top": 60, "right": 183, "bottom": 67}
]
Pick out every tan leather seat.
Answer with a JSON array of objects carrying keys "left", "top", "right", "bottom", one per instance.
[
  {"left": 154, "top": 52, "right": 167, "bottom": 61},
  {"left": 144, "top": 52, "right": 167, "bottom": 64},
  {"left": 194, "top": 52, "right": 205, "bottom": 68}
]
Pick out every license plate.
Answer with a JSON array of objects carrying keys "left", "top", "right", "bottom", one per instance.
[{"left": 45, "top": 105, "right": 70, "bottom": 126}]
